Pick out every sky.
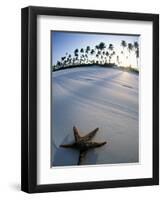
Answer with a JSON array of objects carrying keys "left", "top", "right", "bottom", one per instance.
[{"left": 51, "top": 31, "right": 140, "bottom": 68}]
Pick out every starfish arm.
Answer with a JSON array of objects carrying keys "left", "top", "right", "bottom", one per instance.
[
  {"left": 89, "top": 141, "right": 107, "bottom": 148},
  {"left": 82, "top": 128, "right": 99, "bottom": 141},
  {"left": 78, "top": 151, "right": 87, "bottom": 165},
  {"left": 60, "top": 143, "right": 75, "bottom": 148},
  {"left": 73, "top": 126, "right": 81, "bottom": 142}
]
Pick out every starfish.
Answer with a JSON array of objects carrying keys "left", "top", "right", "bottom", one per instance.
[{"left": 60, "top": 126, "right": 107, "bottom": 165}]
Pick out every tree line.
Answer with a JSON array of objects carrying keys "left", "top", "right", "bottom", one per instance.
[{"left": 53, "top": 40, "right": 139, "bottom": 71}]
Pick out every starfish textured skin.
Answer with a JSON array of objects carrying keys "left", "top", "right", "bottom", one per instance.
[{"left": 60, "top": 126, "right": 107, "bottom": 165}]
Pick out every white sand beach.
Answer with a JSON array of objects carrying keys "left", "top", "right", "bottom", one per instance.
[{"left": 51, "top": 66, "right": 139, "bottom": 166}]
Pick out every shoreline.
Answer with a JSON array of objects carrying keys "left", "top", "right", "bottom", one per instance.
[{"left": 52, "top": 64, "right": 139, "bottom": 75}]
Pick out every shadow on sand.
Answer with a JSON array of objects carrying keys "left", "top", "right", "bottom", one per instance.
[{"left": 52, "top": 134, "right": 98, "bottom": 166}]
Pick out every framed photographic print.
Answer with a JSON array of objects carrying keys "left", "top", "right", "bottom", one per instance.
[{"left": 21, "top": 6, "right": 159, "bottom": 193}]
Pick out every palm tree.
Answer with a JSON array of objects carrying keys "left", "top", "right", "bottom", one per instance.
[
  {"left": 96, "top": 53, "right": 99, "bottom": 64},
  {"left": 98, "top": 42, "right": 106, "bottom": 63},
  {"left": 80, "top": 48, "right": 84, "bottom": 53},
  {"left": 128, "top": 43, "right": 133, "bottom": 53},
  {"left": 121, "top": 40, "right": 127, "bottom": 52},
  {"left": 128, "top": 43, "right": 134, "bottom": 67},
  {"left": 97, "top": 50, "right": 101, "bottom": 64},
  {"left": 108, "top": 44, "right": 113, "bottom": 51},
  {"left": 84, "top": 53, "right": 88, "bottom": 64},
  {"left": 74, "top": 49, "right": 78, "bottom": 58},
  {"left": 74, "top": 49, "right": 79, "bottom": 65},
  {"left": 116, "top": 55, "right": 120, "bottom": 65},
  {"left": 121, "top": 40, "right": 127, "bottom": 66},
  {"left": 80, "top": 48, "right": 84, "bottom": 64},
  {"left": 108, "top": 44, "right": 114, "bottom": 63},
  {"left": 90, "top": 49, "right": 95, "bottom": 63},
  {"left": 86, "top": 46, "right": 90, "bottom": 53},
  {"left": 85, "top": 46, "right": 90, "bottom": 63},
  {"left": 56, "top": 61, "right": 61, "bottom": 69},
  {"left": 134, "top": 41, "right": 139, "bottom": 67},
  {"left": 73, "top": 57, "right": 76, "bottom": 65},
  {"left": 99, "top": 42, "right": 106, "bottom": 50},
  {"left": 105, "top": 51, "right": 109, "bottom": 64},
  {"left": 95, "top": 45, "right": 99, "bottom": 63},
  {"left": 95, "top": 45, "right": 99, "bottom": 50},
  {"left": 68, "top": 54, "right": 72, "bottom": 65},
  {"left": 61, "top": 56, "right": 66, "bottom": 67}
]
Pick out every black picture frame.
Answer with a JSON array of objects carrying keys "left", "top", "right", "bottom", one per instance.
[{"left": 21, "top": 6, "right": 159, "bottom": 193}]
